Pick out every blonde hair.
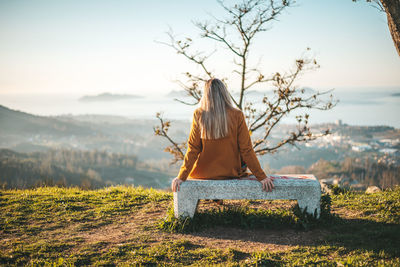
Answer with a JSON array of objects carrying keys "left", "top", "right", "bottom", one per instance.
[{"left": 199, "top": 78, "right": 234, "bottom": 139}]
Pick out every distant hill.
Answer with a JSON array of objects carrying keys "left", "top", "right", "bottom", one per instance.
[
  {"left": 0, "top": 105, "right": 179, "bottom": 163},
  {"left": 165, "top": 90, "right": 189, "bottom": 98},
  {"left": 79, "top": 93, "right": 143, "bottom": 102},
  {"left": 0, "top": 105, "right": 95, "bottom": 137},
  {"left": 167, "top": 87, "right": 317, "bottom": 99},
  {"left": 233, "top": 90, "right": 268, "bottom": 97},
  {"left": 391, "top": 92, "right": 400, "bottom": 97},
  {"left": 300, "top": 86, "right": 318, "bottom": 94}
]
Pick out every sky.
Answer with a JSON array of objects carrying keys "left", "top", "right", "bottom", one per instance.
[{"left": 0, "top": 0, "right": 399, "bottom": 97}]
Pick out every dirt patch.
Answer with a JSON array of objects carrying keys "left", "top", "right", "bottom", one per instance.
[
  {"left": 167, "top": 226, "right": 329, "bottom": 253},
  {"left": 331, "top": 206, "right": 365, "bottom": 219},
  {"left": 3, "top": 199, "right": 329, "bottom": 255},
  {"left": 76, "top": 202, "right": 169, "bottom": 245},
  {"left": 70, "top": 199, "right": 327, "bottom": 253}
]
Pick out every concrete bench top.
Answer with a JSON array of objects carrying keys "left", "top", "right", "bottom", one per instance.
[{"left": 173, "top": 174, "right": 321, "bottom": 219}]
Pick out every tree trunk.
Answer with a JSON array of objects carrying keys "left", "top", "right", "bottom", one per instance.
[{"left": 381, "top": 0, "right": 400, "bottom": 56}]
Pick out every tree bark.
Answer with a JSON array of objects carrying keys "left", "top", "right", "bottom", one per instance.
[{"left": 381, "top": 0, "right": 400, "bottom": 56}]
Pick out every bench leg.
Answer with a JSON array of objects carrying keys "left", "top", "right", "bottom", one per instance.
[
  {"left": 297, "top": 198, "right": 320, "bottom": 219},
  {"left": 174, "top": 194, "right": 199, "bottom": 218}
]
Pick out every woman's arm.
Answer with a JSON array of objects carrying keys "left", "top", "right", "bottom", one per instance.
[
  {"left": 237, "top": 111, "right": 274, "bottom": 191},
  {"left": 176, "top": 110, "right": 202, "bottom": 181},
  {"left": 237, "top": 111, "right": 267, "bottom": 181}
]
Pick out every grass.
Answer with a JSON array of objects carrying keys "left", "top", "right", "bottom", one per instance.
[
  {"left": 159, "top": 193, "right": 334, "bottom": 233},
  {"left": 159, "top": 203, "right": 300, "bottom": 233},
  {"left": 0, "top": 186, "right": 169, "bottom": 235},
  {"left": 248, "top": 246, "right": 399, "bottom": 266},
  {"left": 0, "top": 185, "right": 399, "bottom": 266},
  {"left": 331, "top": 186, "right": 400, "bottom": 223}
]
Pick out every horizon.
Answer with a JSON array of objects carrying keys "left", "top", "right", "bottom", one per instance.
[
  {"left": 1, "top": 85, "right": 400, "bottom": 129},
  {"left": 0, "top": 85, "right": 399, "bottom": 97}
]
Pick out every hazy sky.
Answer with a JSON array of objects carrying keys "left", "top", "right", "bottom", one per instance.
[{"left": 0, "top": 0, "right": 399, "bottom": 96}]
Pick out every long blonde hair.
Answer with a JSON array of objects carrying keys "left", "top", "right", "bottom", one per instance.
[{"left": 199, "top": 78, "right": 234, "bottom": 139}]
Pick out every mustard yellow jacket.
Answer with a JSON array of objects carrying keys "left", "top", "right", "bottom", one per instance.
[{"left": 177, "top": 107, "right": 267, "bottom": 181}]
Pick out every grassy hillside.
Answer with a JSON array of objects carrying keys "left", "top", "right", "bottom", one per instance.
[
  {"left": 0, "top": 186, "right": 399, "bottom": 266},
  {"left": 0, "top": 105, "right": 95, "bottom": 137}
]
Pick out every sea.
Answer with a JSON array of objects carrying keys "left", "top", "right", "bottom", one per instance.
[{"left": 1, "top": 87, "right": 399, "bottom": 128}]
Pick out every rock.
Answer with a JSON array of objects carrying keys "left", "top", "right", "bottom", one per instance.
[
  {"left": 320, "top": 178, "right": 336, "bottom": 185},
  {"left": 320, "top": 182, "right": 333, "bottom": 195},
  {"left": 350, "top": 184, "right": 366, "bottom": 191},
  {"left": 365, "top": 186, "right": 381, "bottom": 194}
]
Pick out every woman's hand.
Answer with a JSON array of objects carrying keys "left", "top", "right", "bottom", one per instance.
[
  {"left": 171, "top": 177, "right": 184, "bottom": 192},
  {"left": 260, "top": 176, "right": 274, "bottom": 192}
]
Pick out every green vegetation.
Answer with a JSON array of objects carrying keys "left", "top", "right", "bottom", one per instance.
[
  {"left": 0, "top": 149, "right": 171, "bottom": 189},
  {"left": 308, "top": 157, "right": 400, "bottom": 189},
  {"left": 0, "top": 186, "right": 399, "bottom": 266},
  {"left": 248, "top": 246, "right": 399, "bottom": 266},
  {"left": 159, "top": 194, "right": 333, "bottom": 233},
  {"left": 0, "top": 186, "right": 170, "bottom": 236},
  {"left": 331, "top": 186, "right": 400, "bottom": 223}
]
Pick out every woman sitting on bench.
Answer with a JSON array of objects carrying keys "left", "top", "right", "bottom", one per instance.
[{"left": 171, "top": 78, "right": 274, "bottom": 193}]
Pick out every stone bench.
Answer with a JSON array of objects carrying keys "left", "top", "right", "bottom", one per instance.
[{"left": 173, "top": 174, "right": 321, "bottom": 219}]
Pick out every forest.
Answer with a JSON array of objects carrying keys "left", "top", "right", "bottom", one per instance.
[
  {"left": 308, "top": 157, "right": 400, "bottom": 189},
  {"left": 0, "top": 148, "right": 171, "bottom": 190}
]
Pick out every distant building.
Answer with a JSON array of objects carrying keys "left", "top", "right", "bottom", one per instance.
[
  {"left": 335, "top": 119, "right": 342, "bottom": 126},
  {"left": 352, "top": 144, "right": 372, "bottom": 152},
  {"left": 379, "top": 139, "right": 400, "bottom": 146},
  {"left": 379, "top": 148, "right": 397, "bottom": 154}
]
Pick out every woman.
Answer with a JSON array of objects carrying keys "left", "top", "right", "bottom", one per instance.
[{"left": 171, "top": 78, "right": 274, "bottom": 193}]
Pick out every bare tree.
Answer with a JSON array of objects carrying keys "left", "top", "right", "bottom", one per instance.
[
  {"left": 154, "top": 0, "right": 337, "bottom": 164},
  {"left": 353, "top": 0, "right": 400, "bottom": 56}
]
